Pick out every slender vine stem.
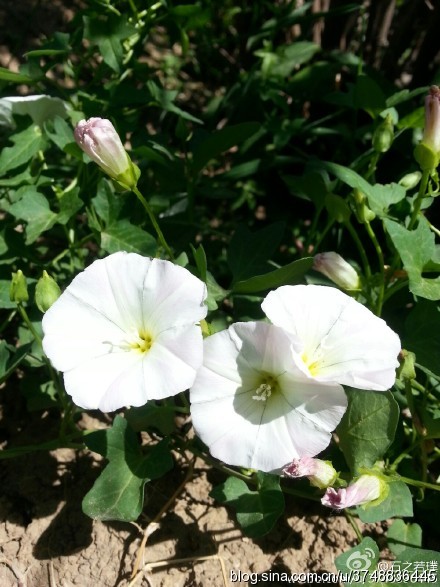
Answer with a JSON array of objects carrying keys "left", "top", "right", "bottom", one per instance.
[
  {"left": 345, "top": 509, "right": 363, "bottom": 542},
  {"left": 344, "top": 219, "right": 372, "bottom": 281},
  {"left": 408, "top": 170, "right": 430, "bottom": 230},
  {"left": 132, "top": 186, "right": 174, "bottom": 259},
  {"left": 363, "top": 221, "right": 385, "bottom": 315}
]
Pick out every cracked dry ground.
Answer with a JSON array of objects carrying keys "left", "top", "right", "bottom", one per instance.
[{"left": 0, "top": 400, "right": 387, "bottom": 587}]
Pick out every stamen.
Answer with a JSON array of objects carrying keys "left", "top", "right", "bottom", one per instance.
[{"left": 252, "top": 383, "right": 273, "bottom": 401}]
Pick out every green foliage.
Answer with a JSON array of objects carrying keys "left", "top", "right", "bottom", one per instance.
[
  {"left": 0, "top": 125, "right": 45, "bottom": 175},
  {"left": 386, "top": 520, "right": 422, "bottom": 557},
  {"left": 357, "top": 480, "right": 413, "bottom": 523},
  {"left": 83, "top": 416, "right": 173, "bottom": 521},
  {"left": 1, "top": 0, "right": 439, "bottom": 567},
  {"left": 404, "top": 301, "right": 440, "bottom": 377},
  {"left": 384, "top": 217, "right": 440, "bottom": 301},
  {"left": 335, "top": 537, "right": 379, "bottom": 586},
  {"left": 210, "top": 472, "right": 285, "bottom": 538},
  {"left": 338, "top": 390, "right": 399, "bottom": 473}
]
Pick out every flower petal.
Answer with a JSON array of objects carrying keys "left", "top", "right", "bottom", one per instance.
[
  {"left": 262, "top": 285, "right": 400, "bottom": 390},
  {"left": 42, "top": 252, "right": 207, "bottom": 411},
  {"left": 190, "top": 322, "right": 347, "bottom": 472}
]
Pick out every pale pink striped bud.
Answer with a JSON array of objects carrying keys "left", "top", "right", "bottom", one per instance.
[
  {"left": 283, "top": 456, "right": 337, "bottom": 489},
  {"left": 321, "top": 474, "right": 386, "bottom": 510},
  {"left": 74, "top": 118, "right": 139, "bottom": 189},
  {"left": 313, "top": 252, "right": 360, "bottom": 291}
]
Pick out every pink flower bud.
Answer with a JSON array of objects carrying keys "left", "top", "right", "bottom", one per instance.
[
  {"left": 313, "top": 252, "right": 360, "bottom": 291},
  {"left": 414, "top": 87, "right": 440, "bottom": 171},
  {"left": 74, "top": 118, "right": 139, "bottom": 188},
  {"left": 321, "top": 474, "right": 386, "bottom": 510},
  {"left": 423, "top": 86, "right": 440, "bottom": 155},
  {"left": 283, "top": 456, "right": 337, "bottom": 489}
]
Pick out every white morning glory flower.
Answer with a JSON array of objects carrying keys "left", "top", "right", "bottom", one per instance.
[
  {"left": 190, "top": 322, "right": 347, "bottom": 472},
  {"left": 262, "top": 285, "right": 401, "bottom": 391},
  {"left": 42, "top": 252, "right": 207, "bottom": 412}
]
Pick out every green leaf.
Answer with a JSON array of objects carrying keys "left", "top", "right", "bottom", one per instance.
[
  {"left": 282, "top": 171, "right": 328, "bottom": 209},
  {"left": 396, "top": 547, "right": 440, "bottom": 586},
  {"left": 0, "top": 125, "right": 45, "bottom": 175},
  {"left": 0, "top": 66, "right": 34, "bottom": 83},
  {"left": 0, "top": 342, "right": 32, "bottom": 385},
  {"left": 20, "top": 379, "right": 58, "bottom": 411},
  {"left": 316, "top": 161, "right": 376, "bottom": 199},
  {"left": 92, "top": 179, "right": 123, "bottom": 225},
  {"left": 233, "top": 257, "right": 313, "bottom": 294},
  {"left": 101, "top": 220, "right": 157, "bottom": 256},
  {"left": 337, "top": 389, "right": 399, "bottom": 473},
  {"left": 367, "top": 183, "right": 406, "bottom": 217},
  {"left": 45, "top": 116, "right": 82, "bottom": 157},
  {"left": 384, "top": 217, "right": 440, "bottom": 301},
  {"left": 335, "top": 537, "right": 379, "bottom": 586},
  {"left": 84, "top": 15, "right": 136, "bottom": 73},
  {"left": 0, "top": 280, "right": 17, "bottom": 308},
  {"left": 146, "top": 80, "right": 202, "bottom": 124},
  {"left": 125, "top": 403, "right": 176, "bottom": 436},
  {"left": 404, "top": 301, "right": 440, "bottom": 378},
  {"left": 57, "top": 188, "right": 83, "bottom": 224},
  {"left": 227, "top": 222, "right": 285, "bottom": 283},
  {"left": 357, "top": 480, "right": 413, "bottom": 523},
  {"left": 83, "top": 416, "right": 173, "bottom": 521},
  {"left": 192, "top": 122, "right": 260, "bottom": 174},
  {"left": 204, "top": 271, "right": 229, "bottom": 311},
  {"left": 275, "top": 42, "right": 320, "bottom": 74},
  {"left": 210, "top": 473, "right": 284, "bottom": 538},
  {"left": 353, "top": 75, "right": 386, "bottom": 117},
  {"left": 9, "top": 189, "right": 57, "bottom": 244},
  {"left": 386, "top": 520, "right": 422, "bottom": 557},
  {"left": 191, "top": 244, "right": 207, "bottom": 283}
]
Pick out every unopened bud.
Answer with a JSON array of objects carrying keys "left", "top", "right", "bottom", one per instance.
[
  {"left": 313, "top": 252, "right": 360, "bottom": 290},
  {"left": 321, "top": 473, "right": 388, "bottom": 510},
  {"left": 397, "top": 349, "right": 416, "bottom": 382},
  {"left": 283, "top": 456, "right": 338, "bottom": 489},
  {"left": 9, "top": 270, "right": 29, "bottom": 303},
  {"left": 35, "top": 270, "right": 61, "bottom": 313},
  {"left": 373, "top": 114, "right": 394, "bottom": 153},
  {"left": 414, "top": 87, "right": 440, "bottom": 171},
  {"left": 352, "top": 189, "right": 376, "bottom": 223},
  {"left": 399, "top": 171, "right": 422, "bottom": 190},
  {"left": 74, "top": 118, "right": 140, "bottom": 190}
]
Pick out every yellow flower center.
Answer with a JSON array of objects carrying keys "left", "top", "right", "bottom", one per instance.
[
  {"left": 130, "top": 330, "right": 153, "bottom": 354},
  {"left": 301, "top": 351, "right": 321, "bottom": 377}
]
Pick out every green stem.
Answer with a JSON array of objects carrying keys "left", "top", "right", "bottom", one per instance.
[
  {"left": 132, "top": 186, "right": 174, "bottom": 260},
  {"left": 398, "top": 475, "right": 440, "bottom": 492},
  {"left": 365, "top": 152, "right": 379, "bottom": 182},
  {"left": 0, "top": 436, "right": 86, "bottom": 460},
  {"left": 345, "top": 509, "right": 363, "bottom": 542},
  {"left": 17, "top": 303, "right": 43, "bottom": 346},
  {"left": 344, "top": 219, "right": 372, "bottom": 280},
  {"left": 408, "top": 170, "right": 430, "bottom": 230},
  {"left": 313, "top": 218, "right": 334, "bottom": 252},
  {"left": 364, "top": 221, "right": 385, "bottom": 315}
]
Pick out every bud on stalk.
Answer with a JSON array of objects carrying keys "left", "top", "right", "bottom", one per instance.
[
  {"left": 313, "top": 252, "right": 360, "bottom": 291},
  {"left": 283, "top": 456, "right": 338, "bottom": 489},
  {"left": 10, "top": 270, "right": 29, "bottom": 303},
  {"left": 35, "top": 270, "right": 61, "bottom": 313},
  {"left": 74, "top": 118, "right": 140, "bottom": 189},
  {"left": 414, "top": 86, "right": 440, "bottom": 171}
]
